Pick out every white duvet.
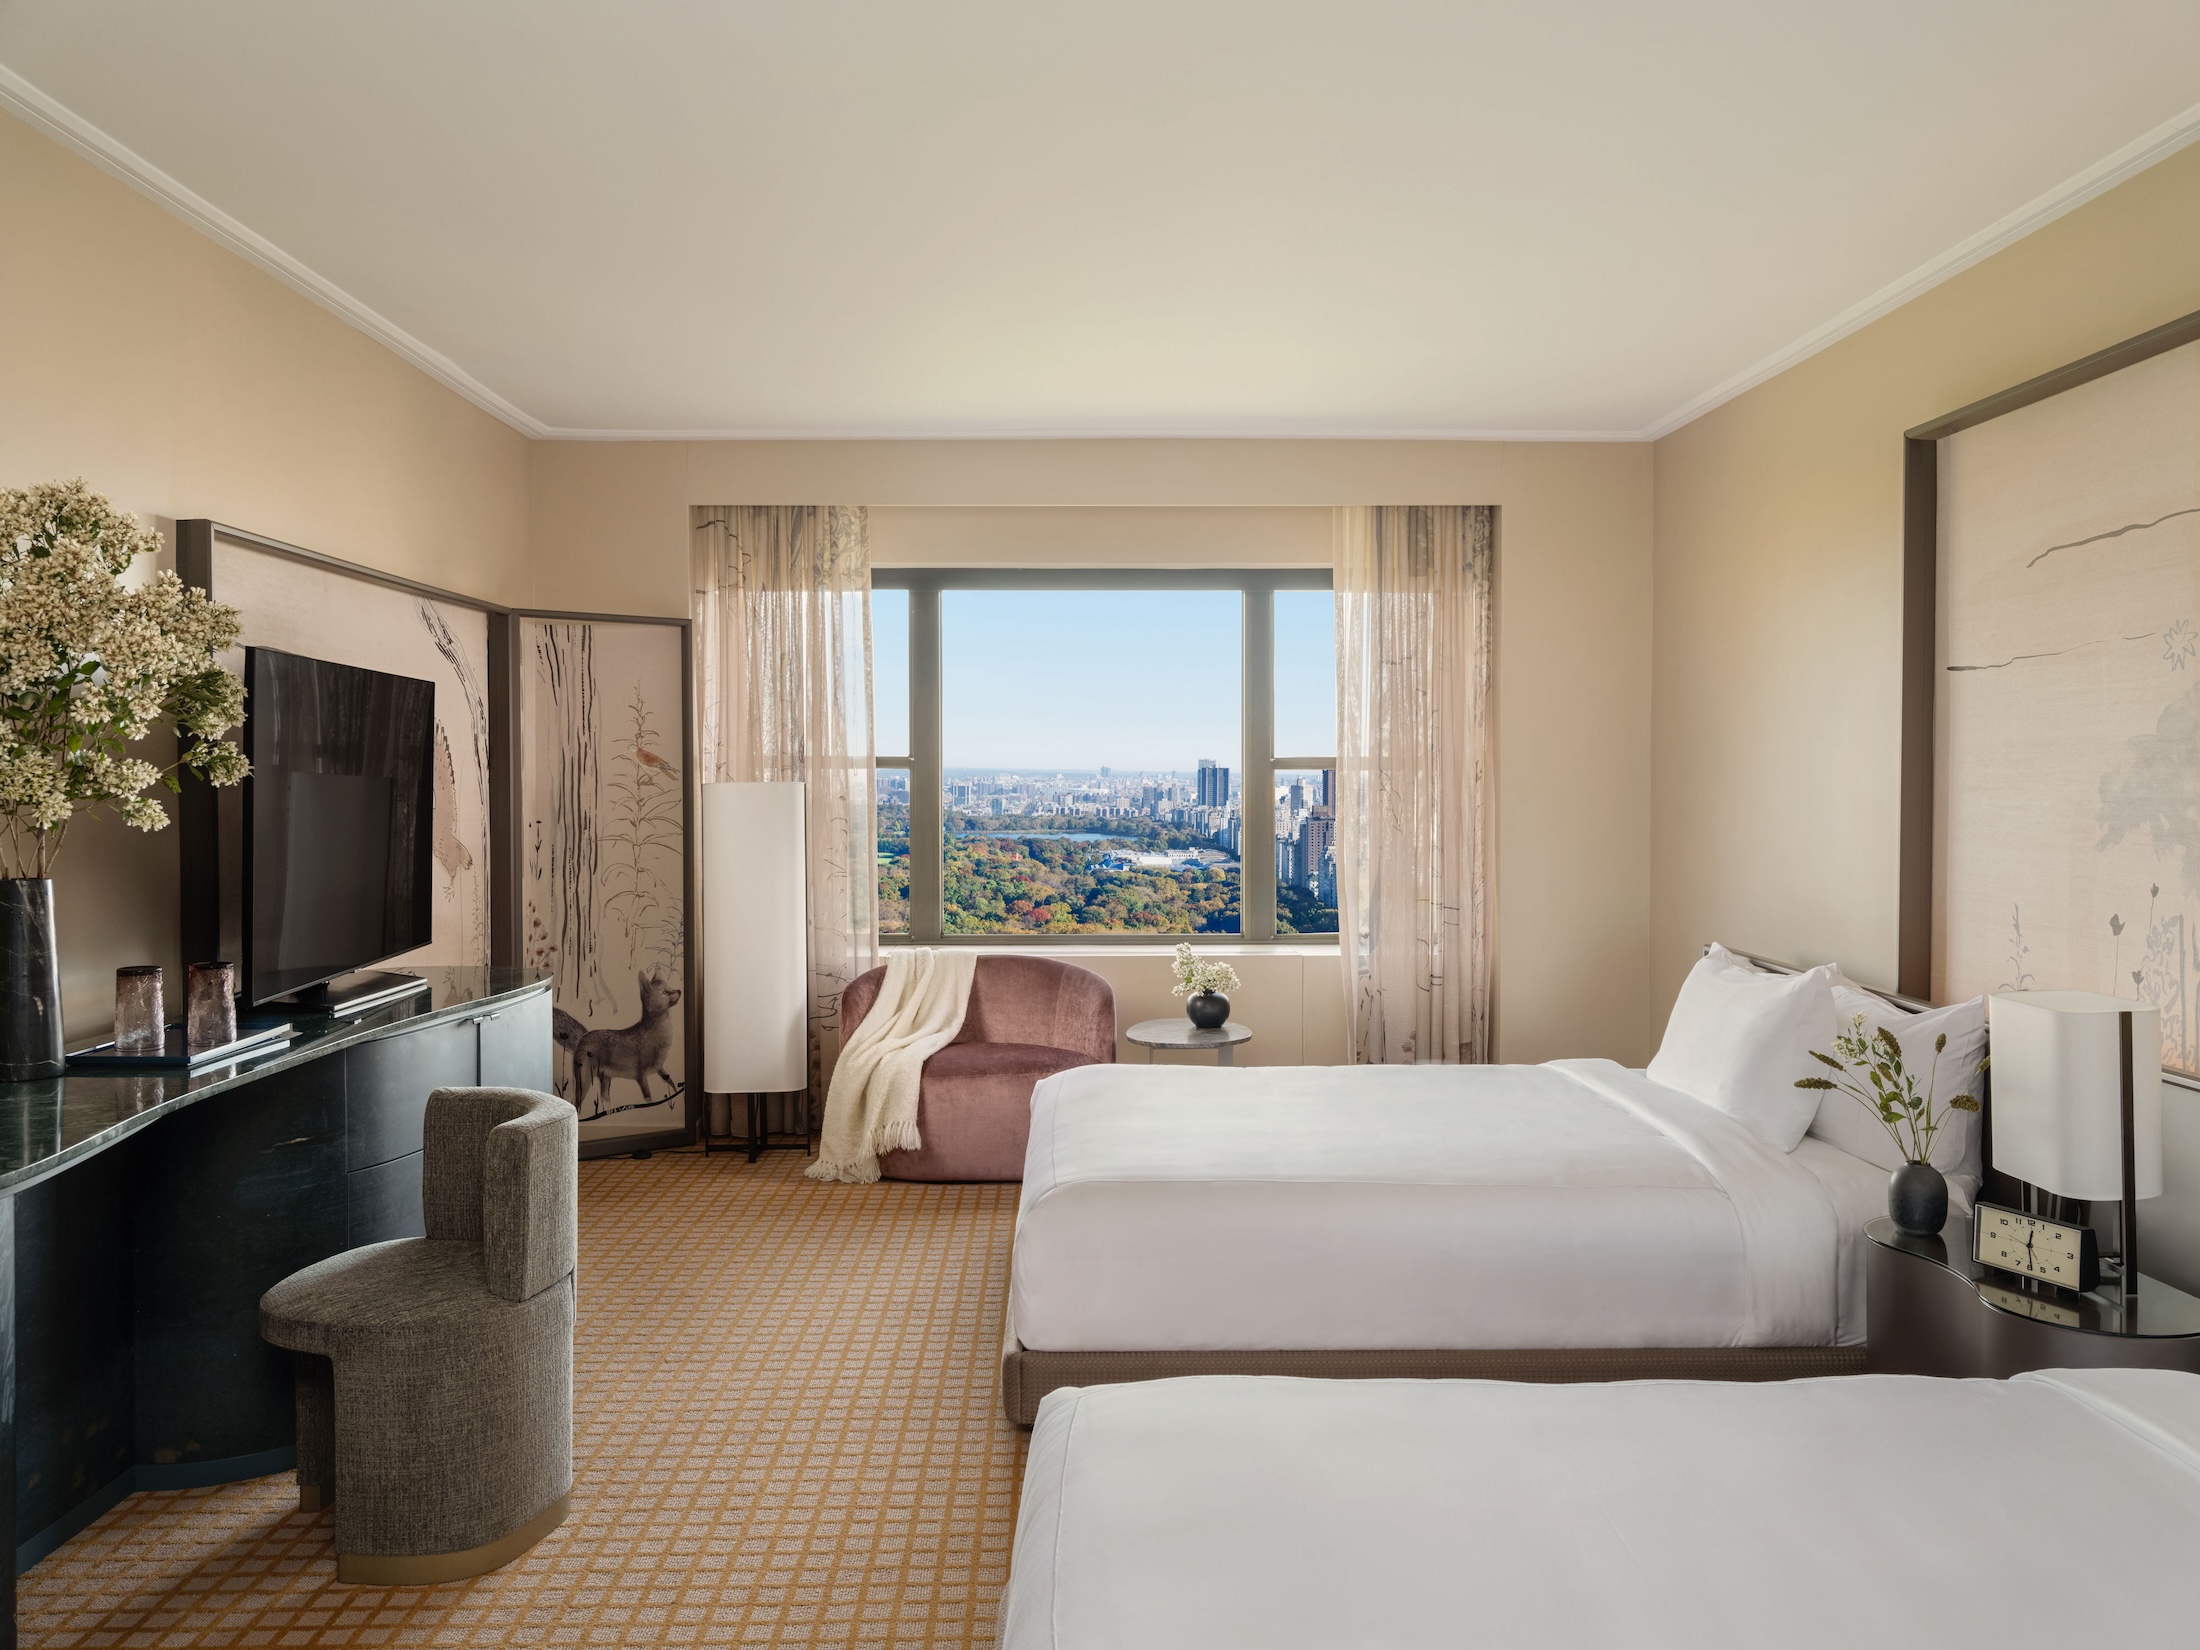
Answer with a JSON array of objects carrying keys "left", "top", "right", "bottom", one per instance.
[
  {"left": 1002, "top": 1369, "right": 2200, "bottom": 1649},
  {"left": 1013, "top": 1059, "right": 1929, "bottom": 1352}
]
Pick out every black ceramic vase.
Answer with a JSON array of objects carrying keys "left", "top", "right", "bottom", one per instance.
[
  {"left": 0, "top": 877, "right": 66, "bottom": 1080},
  {"left": 1186, "top": 991, "right": 1230, "bottom": 1030},
  {"left": 1888, "top": 1161, "right": 1948, "bottom": 1236}
]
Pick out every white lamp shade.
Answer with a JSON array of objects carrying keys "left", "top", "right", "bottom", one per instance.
[
  {"left": 1987, "top": 991, "right": 2162, "bottom": 1201},
  {"left": 702, "top": 781, "right": 808, "bottom": 1094}
]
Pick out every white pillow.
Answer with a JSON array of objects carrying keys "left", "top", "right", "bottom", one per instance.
[
  {"left": 1806, "top": 986, "right": 1986, "bottom": 1179},
  {"left": 1647, "top": 945, "right": 1837, "bottom": 1152}
]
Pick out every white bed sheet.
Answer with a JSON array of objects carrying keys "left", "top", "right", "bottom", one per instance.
[
  {"left": 1002, "top": 1369, "right": 2200, "bottom": 1650},
  {"left": 1012, "top": 1059, "right": 1852, "bottom": 1351}
]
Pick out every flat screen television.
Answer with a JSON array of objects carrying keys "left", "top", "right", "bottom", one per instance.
[{"left": 241, "top": 647, "right": 436, "bottom": 1007}]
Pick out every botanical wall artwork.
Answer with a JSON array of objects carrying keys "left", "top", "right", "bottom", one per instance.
[
  {"left": 518, "top": 617, "right": 688, "bottom": 1142},
  {"left": 210, "top": 536, "right": 491, "bottom": 967},
  {"left": 1938, "top": 338, "right": 2200, "bottom": 1073}
]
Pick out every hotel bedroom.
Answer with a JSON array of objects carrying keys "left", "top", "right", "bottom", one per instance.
[{"left": 2, "top": 4, "right": 2199, "bottom": 1646}]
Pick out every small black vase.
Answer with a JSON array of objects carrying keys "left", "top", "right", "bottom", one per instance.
[
  {"left": 1186, "top": 991, "right": 1230, "bottom": 1030},
  {"left": 0, "top": 877, "right": 65, "bottom": 1081},
  {"left": 1889, "top": 1161, "right": 1948, "bottom": 1236}
]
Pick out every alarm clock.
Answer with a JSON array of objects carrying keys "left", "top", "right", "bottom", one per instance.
[{"left": 1973, "top": 1201, "right": 2100, "bottom": 1293}]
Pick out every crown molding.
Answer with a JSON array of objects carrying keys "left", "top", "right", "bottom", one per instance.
[
  {"left": 0, "top": 59, "right": 553, "bottom": 439},
  {"left": 6, "top": 57, "right": 2196, "bottom": 448},
  {"left": 540, "top": 423, "right": 1648, "bottom": 442},
  {"left": 1639, "top": 94, "right": 2200, "bottom": 441}
]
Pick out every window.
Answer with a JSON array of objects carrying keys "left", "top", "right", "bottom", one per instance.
[
  {"left": 1273, "top": 590, "right": 1339, "bottom": 936},
  {"left": 875, "top": 570, "right": 1334, "bottom": 942}
]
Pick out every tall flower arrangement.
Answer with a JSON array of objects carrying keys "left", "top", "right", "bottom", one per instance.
[
  {"left": 0, "top": 481, "right": 248, "bottom": 878},
  {"left": 1795, "top": 1017, "right": 1983, "bottom": 1165}
]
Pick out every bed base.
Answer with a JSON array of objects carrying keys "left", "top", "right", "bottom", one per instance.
[{"left": 1000, "top": 1304, "right": 1865, "bottom": 1426}]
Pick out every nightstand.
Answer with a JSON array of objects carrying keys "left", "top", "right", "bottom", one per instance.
[{"left": 1866, "top": 1210, "right": 2200, "bottom": 1377}]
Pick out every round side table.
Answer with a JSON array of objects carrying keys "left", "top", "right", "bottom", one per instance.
[
  {"left": 1125, "top": 1018, "right": 1252, "bottom": 1066},
  {"left": 1865, "top": 1210, "right": 2200, "bottom": 1377}
]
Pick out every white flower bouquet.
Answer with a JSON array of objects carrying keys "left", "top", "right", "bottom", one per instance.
[
  {"left": 0, "top": 481, "right": 249, "bottom": 878},
  {"left": 1170, "top": 941, "right": 1242, "bottom": 998}
]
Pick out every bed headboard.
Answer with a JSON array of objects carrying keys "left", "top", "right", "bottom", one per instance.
[{"left": 1707, "top": 946, "right": 1933, "bottom": 1014}]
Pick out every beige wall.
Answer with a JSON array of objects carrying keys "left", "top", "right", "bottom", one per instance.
[
  {"left": 1652, "top": 141, "right": 2200, "bottom": 1010},
  {"left": 533, "top": 439, "right": 1657, "bottom": 1064},
  {"left": 3, "top": 100, "right": 1657, "bottom": 1064},
  {"left": 0, "top": 110, "right": 532, "bottom": 1035}
]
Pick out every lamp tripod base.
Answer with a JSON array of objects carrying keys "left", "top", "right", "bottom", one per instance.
[{"left": 700, "top": 1091, "right": 813, "bottom": 1164}]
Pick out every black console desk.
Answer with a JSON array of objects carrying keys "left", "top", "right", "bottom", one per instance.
[{"left": 0, "top": 966, "right": 551, "bottom": 1643}]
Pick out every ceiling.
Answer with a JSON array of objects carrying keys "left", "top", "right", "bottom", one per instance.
[{"left": 2, "top": 2, "right": 2197, "bottom": 440}]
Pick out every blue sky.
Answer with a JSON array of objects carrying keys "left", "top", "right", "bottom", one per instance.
[{"left": 871, "top": 588, "right": 1334, "bottom": 771}]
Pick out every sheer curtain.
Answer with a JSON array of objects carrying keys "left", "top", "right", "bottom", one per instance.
[
  {"left": 693, "top": 505, "right": 878, "bottom": 1120},
  {"left": 1334, "top": 505, "right": 1494, "bottom": 1064}
]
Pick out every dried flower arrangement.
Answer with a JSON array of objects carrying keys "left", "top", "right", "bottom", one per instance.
[{"left": 0, "top": 480, "right": 248, "bottom": 877}]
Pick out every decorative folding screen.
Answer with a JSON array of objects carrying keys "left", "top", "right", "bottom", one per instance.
[{"left": 517, "top": 615, "right": 692, "bottom": 1146}]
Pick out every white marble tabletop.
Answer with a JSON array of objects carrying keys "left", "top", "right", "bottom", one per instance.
[{"left": 1124, "top": 1018, "right": 1253, "bottom": 1064}]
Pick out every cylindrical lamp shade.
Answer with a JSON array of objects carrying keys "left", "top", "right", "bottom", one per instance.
[
  {"left": 702, "top": 781, "right": 809, "bottom": 1094},
  {"left": 1988, "top": 991, "right": 2163, "bottom": 1201}
]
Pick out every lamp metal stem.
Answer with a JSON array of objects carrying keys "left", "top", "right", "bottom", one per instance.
[{"left": 2120, "top": 1009, "right": 2139, "bottom": 1307}]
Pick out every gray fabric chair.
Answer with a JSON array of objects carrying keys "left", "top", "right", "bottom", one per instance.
[{"left": 261, "top": 1087, "right": 578, "bottom": 1585}]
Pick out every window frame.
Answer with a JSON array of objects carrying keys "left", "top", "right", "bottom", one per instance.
[{"left": 873, "top": 566, "right": 1336, "bottom": 945}]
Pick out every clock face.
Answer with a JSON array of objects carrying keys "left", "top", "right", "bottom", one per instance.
[{"left": 1975, "top": 1205, "right": 2090, "bottom": 1289}]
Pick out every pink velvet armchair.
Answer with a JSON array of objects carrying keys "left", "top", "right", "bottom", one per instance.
[{"left": 840, "top": 955, "right": 1116, "bottom": 1182}]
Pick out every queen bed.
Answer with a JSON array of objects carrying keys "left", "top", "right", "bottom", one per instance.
[
  {"left": 998, "top": 1368, "right": 2200, "bottom": 1649},
  {"left": 1000, "top": 947, "right": 1987, "bottom": 1423}
]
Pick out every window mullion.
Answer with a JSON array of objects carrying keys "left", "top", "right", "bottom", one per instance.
[
  {"left": 910, "top": 589, "right": 944, "bottom": 940},
  {"left": 1242, "top": 589, "right": 1276, "bottom": 942}
]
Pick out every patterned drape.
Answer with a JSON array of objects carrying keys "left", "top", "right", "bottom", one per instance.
[
  {"left": 1334, "top": 505, "right": 1494, "bottom": 1064},
  {"left": 692, "top": 505, "right": 878, "bottom": 1118}
]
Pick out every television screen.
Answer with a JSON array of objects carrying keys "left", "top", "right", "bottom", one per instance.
[{"left": 243, "top": 647, "right": 435, "bottom": 1005}]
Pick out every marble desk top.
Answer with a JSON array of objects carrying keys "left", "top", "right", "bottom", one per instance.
[{"left": 0, "top": 967, "right": 550, "bottom": 1195}]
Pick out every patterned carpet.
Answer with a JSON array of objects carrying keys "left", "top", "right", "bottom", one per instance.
[{"left": 22, "top": 1150, "right": 1028, "bottom": 1648}]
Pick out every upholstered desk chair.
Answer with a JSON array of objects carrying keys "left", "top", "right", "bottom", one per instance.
[
  {"left": 845, "top": 954, "right": 1116, "bottom": 1182},
  {"left": 261, "top": 1087, "right": 577, "bottom": 1585}
]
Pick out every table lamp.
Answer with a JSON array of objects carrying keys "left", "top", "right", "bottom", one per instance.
[{"left": 1987, "top": 991, "right": 2163, "bottom": 1302}]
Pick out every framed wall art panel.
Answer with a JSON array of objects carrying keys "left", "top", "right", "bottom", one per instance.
[
  {"left": 1907, "top": 311, "right": 2200, "bottom": 1077},
  {"left": 178, "top": 522, "right": 497, "bottom": 976}
]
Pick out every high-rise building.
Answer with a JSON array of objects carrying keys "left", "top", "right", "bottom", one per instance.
[
  {"left": 1319, "top": 767, "right": 1335, "bottom": 809},
  {"left": 1296, "top": 811, "right": 1334, "bottom": 891},
  {"left": 1195, "top": 758, "right": 1230, "bottom": 808}
]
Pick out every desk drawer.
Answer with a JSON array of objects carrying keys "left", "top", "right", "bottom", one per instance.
[
  {"left": 478, "top": 989, "right": 554, "bottom": 1093},
  {"left": 347, "top": 1150, "right": 425, "bottom": 1246},
  {"left": 345, "top": 1018, "right": 478, "bottom": 1170}
]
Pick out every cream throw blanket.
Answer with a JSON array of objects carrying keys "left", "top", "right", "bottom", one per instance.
[{"left": 809, "top": 947, "right": 978, "bottom": 1184}]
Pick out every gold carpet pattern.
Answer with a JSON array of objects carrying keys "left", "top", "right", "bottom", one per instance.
[{"left": 22, "top": 1150, "right": 1028, "bottom": 1648}]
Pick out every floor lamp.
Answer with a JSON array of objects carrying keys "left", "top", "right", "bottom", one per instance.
[
  {"left": 702, "top": 781, "right": 811, "bottom": 1162},
  {"left": 1989, "top": 991, "right": 2163, "bottom": 1305}
]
